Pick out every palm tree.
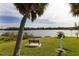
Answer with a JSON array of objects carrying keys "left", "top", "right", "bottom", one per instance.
[
  {"left": 13, "top": 3, "right": 48, "bottom": 56},
  {"left": 70, "top": 3, "right": 79, "bottom": 16},
  {"left": 70, "top": 3, "right": 79, "bottom": 38},
  {"left": 74, "top": 22, "right": 79, "bottom": 38}
]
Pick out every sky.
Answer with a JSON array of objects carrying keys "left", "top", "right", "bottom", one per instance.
[{"left": 0, "top": 3, "right": 79, "bottom": 28}]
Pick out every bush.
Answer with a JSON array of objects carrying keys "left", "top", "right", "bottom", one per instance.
[
  {"left": 1, "top": 32, "right": 16, "bottom": 41},
  {"left": 23, "top": 33, "right": 34, "bottom": 40},
  {"left": 0, "top": 32, "right": 33, "bottom": 41}
]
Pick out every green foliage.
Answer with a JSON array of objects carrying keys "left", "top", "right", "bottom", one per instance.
[
  {"left": 14, "top": 3, "right": 48, "bottom": 21},
  {"left": 70, "top": 3, "right": 79, "bottom": 16},
  {"left": 23, "top": 33, "right": 33, "bottom": 40},
  {"left": 0, "top": 32, "right": 33, "bottom": 41},
  {"left": 0, "top": 32, "right": 16, "bottom": 41}
]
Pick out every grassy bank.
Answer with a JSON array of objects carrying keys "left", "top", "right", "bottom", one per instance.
[{"left": 0, "top": 37, "right": 79, "bottom": 56}]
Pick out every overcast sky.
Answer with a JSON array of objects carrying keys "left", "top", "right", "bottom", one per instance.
[{"left": 0, "top": 3, "right": 79, "bottom": 28}]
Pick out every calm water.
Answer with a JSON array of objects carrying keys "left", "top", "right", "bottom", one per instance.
[{"left": 0, "top": 30, "right": 79, "bottom": 37}]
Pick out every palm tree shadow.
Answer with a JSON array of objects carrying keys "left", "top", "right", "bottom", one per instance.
[
  {"left": 57, "top": 48, "right": 72, "bottom": 56},
  {"left": 24, "top": 45, "right": 38, "bottom": 48},
  {"left": 57, "top": 51, "right": 63, "bottom": 56}
]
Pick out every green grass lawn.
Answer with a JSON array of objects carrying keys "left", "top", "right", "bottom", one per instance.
[{"left": 0, "top": 37, "right": 79, "bottom": 56}]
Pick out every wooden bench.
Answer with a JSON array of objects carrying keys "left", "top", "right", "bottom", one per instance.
[{"left": 28, "top": 39, "right": 41, "bottom": 47}]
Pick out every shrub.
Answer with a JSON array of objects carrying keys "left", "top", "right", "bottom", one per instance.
[
  {"left": 1, "top": 32, "right": 16, "bottom": 41},
  {"left": 0, "top": 32, "right": 33, "bottom": 41},
  {"left": 23, "top": 33, "right": 34, "bottom": 40}
]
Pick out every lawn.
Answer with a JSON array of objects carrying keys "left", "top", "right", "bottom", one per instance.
[{"left": 0, "top": 37, "right": 79, "bottom": 56}]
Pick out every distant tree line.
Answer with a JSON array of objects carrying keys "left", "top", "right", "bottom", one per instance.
[{"left": 0, "top": 27, "right": 79, "bottom": 30}]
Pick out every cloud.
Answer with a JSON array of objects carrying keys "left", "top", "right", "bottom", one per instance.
[
  {"left": 38, "top": 3, "right": 71, "bottom": 21},
  {"left": 0, "top": 16, "right": 21, "bottom": 23},
  {"left": 0, "top": 3, "right": 23, "bottom": 28},
  {"left": 0, "top": 23, "right": 20, "bottom": 28},
  {"left": 0, "top": 3, "right": 79, "bottom": 28},
  {"left": 0, "top": 3, "right": 22, "bottom": 17},
  {"left": 25, "top": 19, "right": 57, "bottom": 27}
]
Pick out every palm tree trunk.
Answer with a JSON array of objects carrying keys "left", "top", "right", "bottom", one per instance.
[{"left": 13, "top": 14, "right": 27, "bottom": 56}]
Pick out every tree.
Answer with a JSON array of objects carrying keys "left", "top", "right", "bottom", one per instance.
[
  {"left": 70, "top": 3, "right": 79, "bottom": 16},
  {"left": 13, "top": 3, "right": 48, "bottom": 56},
  {"left": 70, "top": 3, "right": 79, "bottom": 38},
  {"left": 74, "top": 22, "right": 79, "bottom": 38},
  {"left": 74, "top": 22, "right": 77, "bottom": 27}
]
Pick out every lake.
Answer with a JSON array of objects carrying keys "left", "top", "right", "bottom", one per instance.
[{"left": 0, "top": 30, "right": 79, "bottom": 37}]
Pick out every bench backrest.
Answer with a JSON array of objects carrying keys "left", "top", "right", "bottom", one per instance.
[{"left": 29, "top": 40, "right": 40, "bottom": 43}]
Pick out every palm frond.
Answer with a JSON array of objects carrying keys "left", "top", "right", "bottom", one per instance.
[
  {"left": 70, "top": 3, "right": 79, "bottom": 16},
  {"left": 14, "top": 3, "right": 48, "bottom": 22}
]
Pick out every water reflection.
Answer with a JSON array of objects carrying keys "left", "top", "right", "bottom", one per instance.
[{"left": 0, "top": 30, "right": 78, "bottom": 37}]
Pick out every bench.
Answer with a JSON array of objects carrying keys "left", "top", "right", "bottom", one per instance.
[{"left": 28, "top": 39, "right": 41, "bottom": 47}]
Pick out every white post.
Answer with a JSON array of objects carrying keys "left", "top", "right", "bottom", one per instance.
[
  {"left": 56, "top": 32, "right": 65, "bottom": 53},
  {"left": 58, "top": 35, "right": 65, "bottom": 52},
  {"left": 60, "top": 36, "right": 63, "bottom": 50}
]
